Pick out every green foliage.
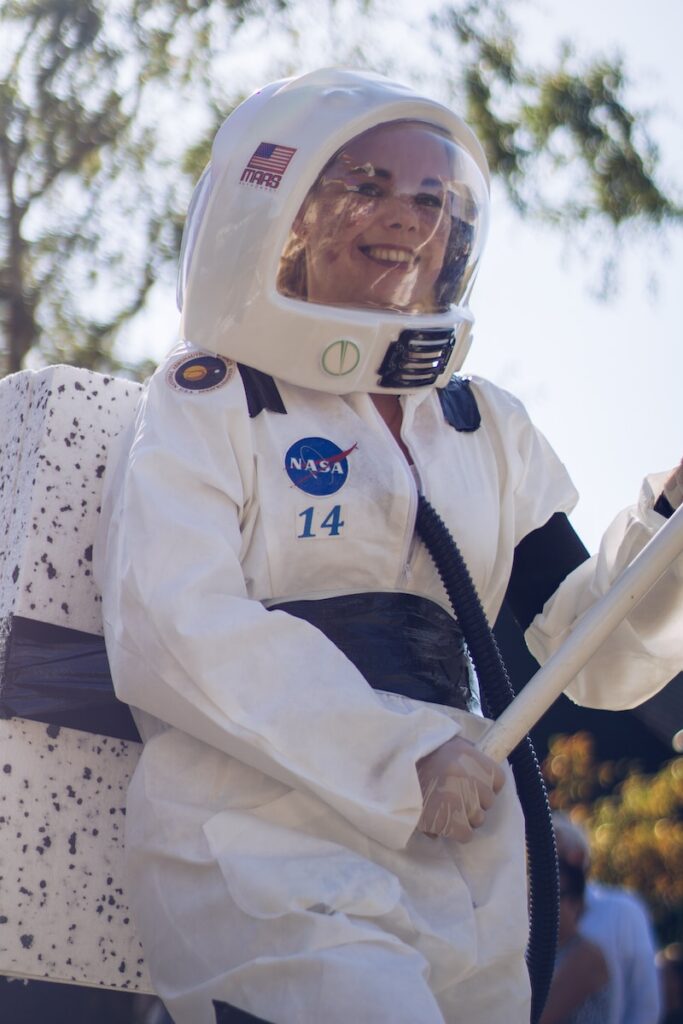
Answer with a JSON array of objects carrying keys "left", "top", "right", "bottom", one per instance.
[
  {"left": 1, "top": 0, "right": 153, "bottom": 374},
  {"left": 1, "top": 0, "right": 681, "bottom": 378},
  {"left": 545, "top": 732, "right": 683, "bottom": 944},
  {"left": 0, "top": 0, "right": 259, "bottom": 377},
  {"left": 440, "top": 4, "right": 680, "bottom": 229}
]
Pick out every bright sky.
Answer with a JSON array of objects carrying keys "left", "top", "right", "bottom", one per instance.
[
  {"left": 121, "top": 0, "right": 682, "bottom": 551},
  {"left": 471, "top": 0, "right": 682, "bottom": 548}
]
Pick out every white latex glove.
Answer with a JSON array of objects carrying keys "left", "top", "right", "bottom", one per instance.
[{"left": 416, "top": 735, "right": 506, "bottom": 842}]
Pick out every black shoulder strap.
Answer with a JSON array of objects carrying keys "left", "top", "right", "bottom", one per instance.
[
  {"left": 437, "top": 376, "right": 481, "bottom": 432},
  {"left": 237, "top": 364, "right": 287, "bottom": 418},
  {"left": 507, "top": 512, "right": 590, "bottom": 631}
]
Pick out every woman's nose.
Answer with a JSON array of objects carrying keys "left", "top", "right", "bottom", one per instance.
[{"left": 380, "top": 194, "right": 419, "bottom": 231}]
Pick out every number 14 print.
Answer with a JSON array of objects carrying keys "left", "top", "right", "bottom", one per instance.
[{"left": 298, "top": 504, "right": 345, "bottom": 538}]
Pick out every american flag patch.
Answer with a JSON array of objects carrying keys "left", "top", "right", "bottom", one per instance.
[{"left": 240, "top": 142, "right": 297, "bottom": 190}]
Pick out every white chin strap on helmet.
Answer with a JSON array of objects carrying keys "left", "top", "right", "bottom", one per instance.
[{"left": 177, "top": 68, "right": 490, "bottom": 395}]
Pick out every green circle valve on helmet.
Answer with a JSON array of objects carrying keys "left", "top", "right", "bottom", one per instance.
[
  {"left": 176, "top": 68, "right": 489, "bottom": 394},
  {"left": 321, "top": 339, "right": 361, "bottom": 377}
]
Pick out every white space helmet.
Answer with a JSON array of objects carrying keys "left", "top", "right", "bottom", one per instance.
[{"left": 177, "top": 67, "right": 490, "bottom": 394}]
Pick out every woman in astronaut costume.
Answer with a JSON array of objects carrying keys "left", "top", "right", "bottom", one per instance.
[{"left": 96, "top": 69, "right": 683, "bottom": 1024}]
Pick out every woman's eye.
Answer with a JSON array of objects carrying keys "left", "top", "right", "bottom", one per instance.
[
  {"left": 349, "top": 181, "right": 383, "bottom": 197},
  {"left": 415, "top": 193, "right": 443, "bottom": 209}
]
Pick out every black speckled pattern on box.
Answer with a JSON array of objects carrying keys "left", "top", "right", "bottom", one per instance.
[
  {"left": 0, "top": 717, "right": 151, "bottom": 992},
  {"left": 0, "top": 366, "right": 141, "bottom": 635},
  {"left": 0, "top": 367, "right": 152, "bottom": 991}
]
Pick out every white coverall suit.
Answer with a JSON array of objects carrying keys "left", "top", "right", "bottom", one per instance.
[{"left": 96, "top": 344, "right": 683, "bottom": 1024}]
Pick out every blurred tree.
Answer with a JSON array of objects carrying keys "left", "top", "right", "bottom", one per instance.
[
  {"left": 442, "top": 6, "right": 679, "bottom": 226},
  {"left": 2, "top": 0, "right": 152, "bottom": 376},
  {"left": 1, "top": 0, "right": 681, "bottom": 378},
  {"left": 545, "top": 732, "right": 683, "bottom": 945},
  {"left": 0, "top": 0, "right": 260, "bottom": 377}
]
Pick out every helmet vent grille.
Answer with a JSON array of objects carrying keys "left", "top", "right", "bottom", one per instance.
[{"left": 378, "top": 328, "right": 456, "bottom": 388}]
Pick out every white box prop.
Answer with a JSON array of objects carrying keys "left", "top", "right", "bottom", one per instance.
[
  {"left": 0, "top": 366, "right": 153, "bottom": 992},
  {"left": 0, "top": 717, "right": 150, "bottom": 991},
  {"left": 0, "top": 365, "right": 140, "bottom": 634}
]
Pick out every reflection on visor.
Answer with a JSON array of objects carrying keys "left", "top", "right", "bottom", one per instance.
[{"left": 277, "top": 120, "right": 487, "bottom": 315}]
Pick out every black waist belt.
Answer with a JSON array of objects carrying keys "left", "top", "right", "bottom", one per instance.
[
  {"left": 0, "top": 615, "right": 140, "bottom": 741},
  {"left": 0, "top": 593, "right": 470, "bottom": 741},
  {"left": 270, "top": 592, "right": 471, "bottom": 711}
]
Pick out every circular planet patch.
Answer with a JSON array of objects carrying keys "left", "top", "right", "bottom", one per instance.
[{"left": 167, "top": 353, "right": 234, "bottom": 393}]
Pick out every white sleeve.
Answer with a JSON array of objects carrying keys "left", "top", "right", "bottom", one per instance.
[
  {"left": 525, "top": 470, "right": 683, "bottom": 709},
  {"left": 96, "top": 361, "right": 458, "bottom": 850},
  {"left": 473, "top": 378, "right": 581, "bottom": 550}
]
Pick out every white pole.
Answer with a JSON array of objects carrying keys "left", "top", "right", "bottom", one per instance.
[{"left": 477, "top": 504, "right": 683, "bottom": 763}]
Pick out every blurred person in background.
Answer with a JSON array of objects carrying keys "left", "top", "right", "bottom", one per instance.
[
  {"left": 539, "top": 856, "right": 610, "bottom": 1024},
  {"left": 553, "top": 812, "right": 661, "bottom": 1024}
]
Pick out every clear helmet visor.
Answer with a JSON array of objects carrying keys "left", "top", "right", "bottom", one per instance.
[{"left": 277, "top": 120, "right": 488, "bottom": 315}]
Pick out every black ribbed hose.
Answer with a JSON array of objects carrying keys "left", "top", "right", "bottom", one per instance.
[{"left": 415, "top": 494, "right": 558, "bottom": 1024}]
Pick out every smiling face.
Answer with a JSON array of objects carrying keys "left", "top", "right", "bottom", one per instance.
[{"left": 278, "top": 120, "right": 484, "bottom": 314}]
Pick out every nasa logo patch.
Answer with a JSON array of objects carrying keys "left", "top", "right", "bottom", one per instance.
[
  {"left": 167, "top": 353, "right": 234, "bottom": 393},
  {"left": 285, "top": 437, "right": 357, "bottom": 496}
]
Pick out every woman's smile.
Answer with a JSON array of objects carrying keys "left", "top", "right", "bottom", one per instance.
[{"left": 358, "top": 244, "right": 417, "bottom": 268}]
